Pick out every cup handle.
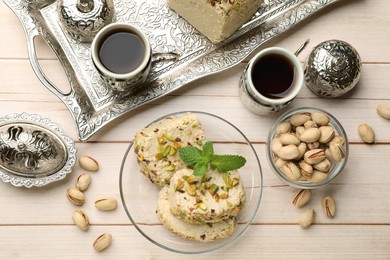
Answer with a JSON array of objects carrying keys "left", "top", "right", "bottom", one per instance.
[
  {"left": 151, "top": 52, "right": 180, "bottom": 64},
  {"left": 26, "top": 33, "right": 71, "bottom": 98},
  {"left": 294, "top": 39, "right": 310, "bottom": 57}
]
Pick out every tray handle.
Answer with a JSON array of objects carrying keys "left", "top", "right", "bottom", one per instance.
[{"left": 27, "top": 33, "right": 70, "bottom": 99}]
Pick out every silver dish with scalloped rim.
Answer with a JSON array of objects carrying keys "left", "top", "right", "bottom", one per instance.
[
  {"left": 4, "top": 0, "right": 340, "bottom": 141},
  {"left": 0, "top": 113, "right": 77, "bottom": 188}
]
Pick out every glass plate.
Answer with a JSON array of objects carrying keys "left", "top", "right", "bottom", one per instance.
[{"left": 119, "top": 111, "right": 263, "bottom": 254}]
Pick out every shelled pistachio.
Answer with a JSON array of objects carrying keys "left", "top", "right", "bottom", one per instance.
[
  {"left": 299, "top": 208, "right": 315, "bottom": 229},
  {"left": 79, "top": 156, "right": 99, "bottom": 171},
  {"left": 93, "top": 233, "right": 112, "bottom": 252},
  {"left": 322, "top": 196, "right": 336, "bottom": 218},
  {"left": 358, "top": 123, "right": 375, "bottom": 144},
  {"left": 377, "top": 104, "right": 390, "bottom": 120},
  {"left": 72, "top": 210, "right": 89, "bottom": 231},
  {"left": 75, "top": 173, "right": 91, "bottom": 191},
  {"left": 95, "top": 197, "right": 117, "bottom": 211},
  {"left": 67, "top": 188, "right": 85, "bottom": 206},
  {"left": 292, "top": 189, "right": 312, "bottom": 208}
]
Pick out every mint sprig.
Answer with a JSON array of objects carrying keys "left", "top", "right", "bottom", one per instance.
[{"left": 178, "top": 141, "right": 246, "bottom": 176}]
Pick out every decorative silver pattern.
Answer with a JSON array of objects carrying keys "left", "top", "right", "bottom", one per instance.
[
  {"left": 58, "top": 0, "right": 115, "bottom": 42},
  {"left": 4, "top": 0, "right": 340, "bottom": 141},
  {"left": 239, "top": 67, "right": 291, "bottom": 115},
  {"left": 304, "top": 39, "right": 362, "bottom": 98},
  {"left": 0, "top": 113, "right": 77, "bottom": 188}
]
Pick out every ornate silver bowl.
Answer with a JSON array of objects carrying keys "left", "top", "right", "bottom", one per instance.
[
  {"left": 0, "top": 113, "right": 77, "bottom": 188},
  {"left": 304, "top": 39, "right": 362, "bottom": 98},
  {"left": 58, "top": 0, "right": 115, "bottom": 42}
]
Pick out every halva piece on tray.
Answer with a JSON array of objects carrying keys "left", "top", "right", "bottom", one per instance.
[
  {"left": 134, "top": 112, "right": 206, "bottom": 187},
  {"left": 167, "top": 0, "right": 263, "bottom": 44}
]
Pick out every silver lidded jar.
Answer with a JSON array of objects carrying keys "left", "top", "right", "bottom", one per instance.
[
  {"left": 58, "top": 0, "right": 115, "bottom": 43},
  {"left": 304, "top": 40, "right": 362, "bottom": 98}
]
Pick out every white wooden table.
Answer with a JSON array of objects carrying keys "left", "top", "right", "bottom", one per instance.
[{"left": 1, "top": 0, "right": 390, "bottom": 259}]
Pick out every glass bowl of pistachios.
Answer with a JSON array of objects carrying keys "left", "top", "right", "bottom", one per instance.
[{"left": 266, "top": 107, "right": 349, "bottom": 189}]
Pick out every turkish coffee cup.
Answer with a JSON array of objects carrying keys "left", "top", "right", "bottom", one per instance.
[
  {"left": 91, "top": 23, "right": 152, "bottom": 92},
  {"left": 239, "top": 47, "right": 304, "bottom": 115}
]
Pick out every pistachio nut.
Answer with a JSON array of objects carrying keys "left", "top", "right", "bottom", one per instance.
[
  {"left": 298, "top": 161, "right": 313, "bottom": 175},
  {"left": 276, "top": 145, "right": 300, "bottom": 161},
  {"left": 299, "top": 128, "right": 321, "bottom": 143},
  {"left": 304, "top": 149, "right": 326, "bottom": 165},
  {"left": 307, "top": 141, "right": 320, "bottom": 150},
  {"left": 300, "top": 167, "right": 313, "bottom": 180},
  {"left": 72, "top": 210, "right": 89, "bottom": 231},
  {"left": 272, "top": 110, "right": 347, "bottom": 185},
  {"left": 329, "top": 142, "right": 345, "bottom": 162},
  {"left": 319, "top": 126, "right": 335, "bottom": 144},
  {"left": 313, "top": 159, "right": 331, "bottom": 172},
  {"left": 186, "top": 185, "right": 197, "bottom": 196},
  {"left": 358, "top": 123, "right": 375, "bottom": 144},
  {"left": 292, "top": 189, "right": 312, "bottom": 208},
  {"left": 311, "top": 112, "right": 330, "bottom": 126},
  {"left": 324, "top": 148, "right": 334, "bottom": 161},
  {"left": 95, "top": 197, "right": 117, "bottom": 211},
  {"left": 93, "top": 233, "right": 112, "bottom": 252},
  {"left": 282, "top": 162, "right": 301, "bottom": 181},
  {"left": 296, "top": 142, "right": 307, "bottom": 161},
  {"left": 304, "top": 120, "right": 318, "bottom": 129},
  {"left": 309, "top": 170, "right": 327, "bottom": 183},
  {"left": 330, "top": 135, "right": 345, "bottom": 145},
  {"left": 279, "top": 133, "right": 300, "bottom": 146},
  {"left": 67, "top": 188, "right": 85, "bottom": 206},
  {"left": 290, "top": 113, "right": 311, "bottom": 126},
  {"left": 299, "top": 208, "right": 315, "bottom": 229},
  {"left": 377, "top": 104, "right": 390, "bottom": 120},
  {"left": 79, "top": 156, "right": 99, "bottom": 172},
  {"left": 274, "top": 157, "right": 287, "bottom": 169},
  {"left": 75, "top": 173, "right": 91, "bottom": 191},
  {"left": 270, "top": 138, "right": 283, "bottom": 153},
  {"left": 295, "top": 126, "right": 306, "bottom": 139},
  {"left": 275, "top": 121, "right": 292, "bottom": 135},
  {"left": 322, "top": 196, "right": 336, "bottom": 218}
]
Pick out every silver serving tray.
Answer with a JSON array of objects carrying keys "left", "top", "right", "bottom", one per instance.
[{"left": 4, "top": 0, "right": 339, "bottom": 141}]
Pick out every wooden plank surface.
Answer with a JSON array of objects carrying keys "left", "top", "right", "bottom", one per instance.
[{"left": 0, "top": 0, "right": 389, "bottom": 259}]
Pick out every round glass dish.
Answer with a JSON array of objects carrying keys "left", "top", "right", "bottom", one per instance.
[
  {"left": 119, "top": 111, "right": 263, "bottom": 254},
  {"left": 266, "top": 107, "right": 349, "bottom": 189}
]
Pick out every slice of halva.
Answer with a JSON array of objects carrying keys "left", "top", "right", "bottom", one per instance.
[
  {"left": 168, "top": 168, "right": 246, "bottom": 224},
  {"left": 134, "top": 112, "right": 205, "bottom": 188},
  {"left": 167, "top": 0, "right": 262, "bottom": 44},
  {"left": 157, "top": 186, "right": 237, "bottom": 242}
]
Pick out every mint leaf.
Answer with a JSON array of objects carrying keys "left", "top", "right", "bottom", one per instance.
[
  {"left": 178, "top": 146, "right": 202, "bottom": 166},
  {"left": 193, "top": 162, "right": 208, "bottom": 176},
  {"left": 210, "top": 155, "right": 246, "bottom": 173},
  {"left": 178, "top": 141, "right": 246, "bottom": 176},
  {"left": 202, "top": 141, "right": 214, "bottom": 158}
]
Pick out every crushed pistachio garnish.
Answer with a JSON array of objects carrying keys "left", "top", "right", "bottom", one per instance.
[
  {"left": 176, "top": 170, "right": 240, "bottom": 204},
  {"left": 207, "top": 0, "right": 240, "bottom": 10}
]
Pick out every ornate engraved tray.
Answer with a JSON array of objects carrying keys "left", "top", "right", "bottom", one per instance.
[{"left": 4, "top": 0, "right": 340, "bottom": 141}]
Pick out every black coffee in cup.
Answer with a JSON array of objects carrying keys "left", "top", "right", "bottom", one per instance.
[
  {"left": 98, "top": 30, "right": 146, "bottom": 74},
  {"left": 251, "top": 53, "right": 295, "bottom": 99},
  {"left": 91, "top": 23, "right": 152, "bottom": 91},
  {"left": 238, "top": 47, "right": 304, "bottom": 115}
]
